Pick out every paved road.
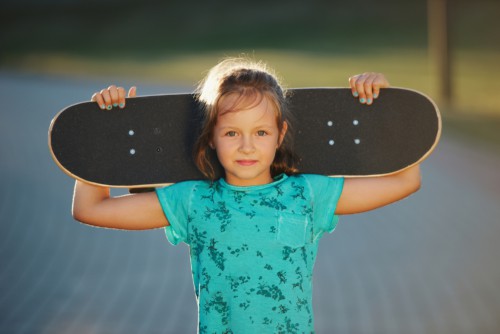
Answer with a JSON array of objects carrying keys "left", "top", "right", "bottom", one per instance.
[{"left": 1, "top": 71, "right": 499, "bottom": 333}]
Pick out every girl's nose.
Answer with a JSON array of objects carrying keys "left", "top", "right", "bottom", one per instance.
[{"left": 238, "top": 136, "right": 255, "bottom": 153}]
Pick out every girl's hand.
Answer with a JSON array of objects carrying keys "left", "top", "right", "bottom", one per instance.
[
  {"left": 91, "top": 85, "right": 137, "bottom": 110},
  {"left": 349, "top": 73, "right": 389, "bottom": 105}
]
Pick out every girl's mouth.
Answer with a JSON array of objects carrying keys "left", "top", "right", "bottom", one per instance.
[{"left": 236, "top": 160, "right": 258, "bottom": 166}]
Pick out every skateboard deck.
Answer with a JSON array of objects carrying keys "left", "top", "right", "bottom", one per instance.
[{"left": 49, "top": 88, "right": 441, "bottom": 189}]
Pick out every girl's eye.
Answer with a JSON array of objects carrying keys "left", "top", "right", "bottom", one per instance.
[
  {"left": 257, "top": 130, "right": 268, "bottom": 136},
  {"left": 225, "top": 131, "right": 237, "bottom": 137}
]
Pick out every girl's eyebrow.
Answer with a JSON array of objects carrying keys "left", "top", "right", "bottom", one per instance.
[{"left": 217, "top": 124, "right": 275, "bottom": 131}]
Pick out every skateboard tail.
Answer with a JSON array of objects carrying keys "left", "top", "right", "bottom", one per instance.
[{"left": 337, "top": 87, "right": 441, "bottom": 178}]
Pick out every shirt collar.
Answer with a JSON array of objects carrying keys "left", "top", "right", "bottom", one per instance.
[{"left": 218, "top": 173, "right": 288, "bottom": 192}]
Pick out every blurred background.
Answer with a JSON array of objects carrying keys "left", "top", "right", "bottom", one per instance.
[{"left": 1, "top": 0, "right": 499, "bottom": 333}]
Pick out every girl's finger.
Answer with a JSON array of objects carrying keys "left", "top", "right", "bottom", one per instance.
[
  {"left": 91, "top": 92, "right": 106, "bottom": 110},
  {"left": 100, "top": 89, "right": 113, "bottom": 110},
  {"left": 348, "top": 75, "right": 360, "bottom": 98},
  {"left": 363, "top": 74, "right": 376, "bottom": 105},
  {"left": 354, "top": 74, "right": 367, "bottom": 104},
  {"left": 117, "top": 86, "right": 126, "bottom": 108},
  {"left": 128, "top": 86, "right": 137, "bottom": 98},
  {"left": 373, "top": 84, "right": 380, "bottom": 100},
  {"left": 108, "top": 85, "right": 119, "bottom": 108},
  {"left": 373, "top": 74, "right": 390, "bottom": 99}
]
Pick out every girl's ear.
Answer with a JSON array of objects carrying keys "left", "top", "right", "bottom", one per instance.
[
  {"left": 209, "top": 141, "right": 215, "bottom": 150},
  {"left": 278, "top": 121, "right": 288, "bottom": 147}
]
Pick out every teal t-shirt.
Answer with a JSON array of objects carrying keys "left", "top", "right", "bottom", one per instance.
[{"left": 156, "top": 173, "right": 344, "bottom": 334}]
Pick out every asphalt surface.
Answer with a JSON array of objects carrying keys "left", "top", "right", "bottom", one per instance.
[{"left": 1, "top": 71, "right": 499, "bottom": 334}]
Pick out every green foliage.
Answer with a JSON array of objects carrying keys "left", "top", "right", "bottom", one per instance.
[
  {"left": 3, "top": 0, "right": 499, "bottom": 59},
  {"left": 2, "top": 1, "right": 429, "bottom": 58}
]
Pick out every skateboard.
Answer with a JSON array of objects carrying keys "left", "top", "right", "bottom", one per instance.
[{"left": 49, "top": 88, "right": 441, "bottom": 190}]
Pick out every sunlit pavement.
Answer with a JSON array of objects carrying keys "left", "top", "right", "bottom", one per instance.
[{"left": 1, "top": 72, "right": 499, "bottom": 333}]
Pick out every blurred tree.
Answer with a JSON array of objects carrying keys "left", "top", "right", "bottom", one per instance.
[{"left": 428, "top": 0, "right": 452, "bottom": 106}]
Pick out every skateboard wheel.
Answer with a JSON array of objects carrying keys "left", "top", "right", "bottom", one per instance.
[
  {"left": 129, "top": 130, "right": 135, "bottom": 136},
  {"left": 130, "top": 149, "right": 136, "bottom": 155},
  {"left": 156, "top": 147, "right": 163, "bottom": 153},
  {"left": 353, "top": 120, "right": 359, "bottom": 126},
  {"left": 328, "top": 140, "right": 335, "bottom": 146},
  {"left": 354, "top": 139, "right": 361, "bottom": 144},
  {"left": 327, "top": 121, "right": 333, "bottom": 127}
]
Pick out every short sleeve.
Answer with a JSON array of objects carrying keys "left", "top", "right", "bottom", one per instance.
[
  {"left": 302, "top": 174, "right": 344, "bottom": 240},
  {"left": 155, "top": 181, "right": 196, "bottom": 246}
]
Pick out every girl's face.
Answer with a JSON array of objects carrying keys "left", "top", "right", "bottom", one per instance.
[{"left": 212, "top": 94, "right": 287, "bottom": 187}]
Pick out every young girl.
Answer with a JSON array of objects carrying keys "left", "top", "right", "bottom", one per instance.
[{"left": 74, "top": 58, "right": 421, "bottom": 333}]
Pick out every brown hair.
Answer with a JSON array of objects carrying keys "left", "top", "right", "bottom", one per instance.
[{"left": 193, "top": 58, "right": 298, "bottom": 180}]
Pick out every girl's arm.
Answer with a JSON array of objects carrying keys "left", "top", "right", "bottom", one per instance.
[
  {"left": 335, "top": 72, "right": 420, "bottom": 214},
  {"left": 72, "top": 85, "right": 169, "bottom": 230},
  {"left": 335, "top": 165, "right": 421, "bottom": 215},
  {"left": 73, "top": 181, "right": 169, "bottom": 230}
]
